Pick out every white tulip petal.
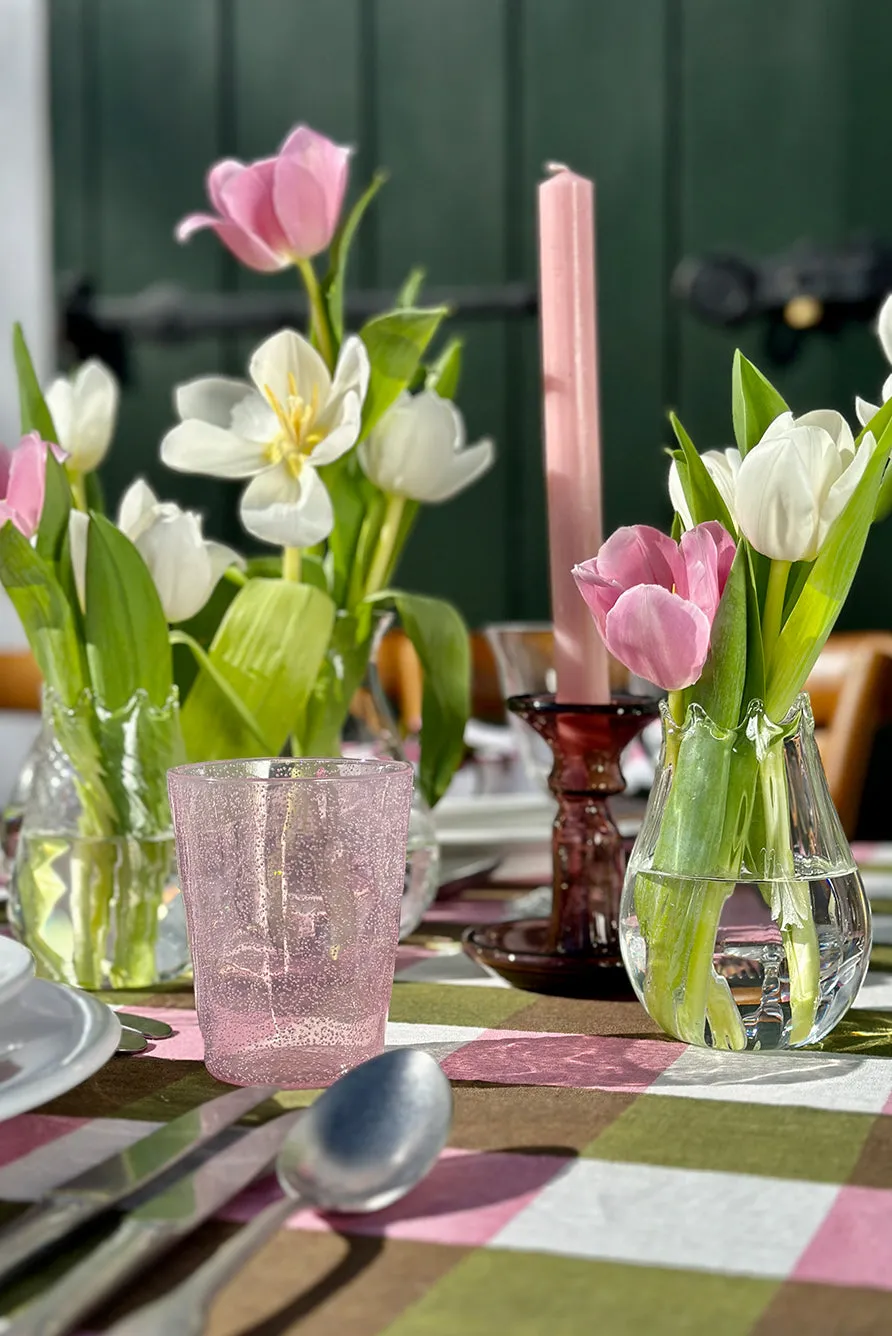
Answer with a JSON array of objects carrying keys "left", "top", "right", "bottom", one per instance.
[
  {"left": 206, "top": 541, "right": 246, "bottom": 586},
  {"left": 229, "top": 393, "right": 279, "bottom": 444},
  {"left": 819, "top": 429, "right": 877, "bottom": 546},
  {"left": 175, "top": 376, "right": 253, "bottom": 428},
  {"left": 135, "top": 512, "right": 214, "bottom": 624},
  {"left": 68, "top": 510, "right": 88, "bottom": 612},
  {"left": 420, "top": 437, "right": 496, "bottom": 502},
  {"left": 44, "top": 380, "right": 74, "bottom": 452},
  {"left": 760, "top": 411, "right": 795, "bottom": 442},
  {"left": 668, "top": 459, "right": 694, "bottom": 529},
  {"left": 160, "top": 420, "right": 266, "bottom": 478},
  {"left": 878, "top": 294, "right": 892, "bottom": 366},
  {"left": 329, "top": 334, "right": 370, "bottom": 408},
  {"left": 882, "top": 372, "right": 892, "bottom": 404},
  {"left": 795, "top": 409, "right": 854, "bottom": 457},
  {"left": 248, "top": 328, "right": 330, "bottom": 406},
  {"left": 856, "top": 396, "right": 881, "bottom": 428},
  {"left": 239, "top": 462, "right": 334, "bottom": 547},
  {"left": 735, "top": 436, "right": 824, "bottom": 561},
  {"left": 310, "top": 390, "right": 363, "bottom": 465},
  {"left": 117, "top": 478, "right": 158, "bottom": 538}
]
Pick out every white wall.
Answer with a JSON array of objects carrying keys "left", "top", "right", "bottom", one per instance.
[{"left": 0, "top": 0, "right": 51, "bottom": 798}]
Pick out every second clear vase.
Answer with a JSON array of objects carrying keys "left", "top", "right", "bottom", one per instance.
[{"left": 620, "top": 693, "right": 871, "bottom": 1051}]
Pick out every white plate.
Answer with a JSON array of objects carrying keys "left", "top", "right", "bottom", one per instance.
[
  {"left": 0, "top": 978, "right": 121, "bottom": 1121},
  {"left": 0, "top": 937, "right": 34, "bottom": 1008},
  {"left": 433, "top": 792, "right": 556, "bottom": 848}
]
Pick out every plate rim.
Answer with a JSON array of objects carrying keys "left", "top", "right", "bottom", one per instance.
[
  {"left": 0, "top": 978, "right": 121, "bottom": 1121},
  {"left": 0, "top": 937, "right": 35, "bottom": 1009}
]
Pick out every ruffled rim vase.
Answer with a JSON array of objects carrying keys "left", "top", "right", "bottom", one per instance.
[
  {"left": 619, "top": 693, "right": 871, "bottom": 1051},
  {"left": 8, "top": 686, "right": 189, "bottom": 990}
]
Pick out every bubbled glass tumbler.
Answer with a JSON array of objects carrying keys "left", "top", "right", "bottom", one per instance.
[{"left": 168, "top": 757, "right": 414, "bottom": 1088}]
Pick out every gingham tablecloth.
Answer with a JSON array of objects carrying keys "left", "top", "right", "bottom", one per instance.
[{"left": 4, "top": 861, "right": 892, "bottom": 1335}]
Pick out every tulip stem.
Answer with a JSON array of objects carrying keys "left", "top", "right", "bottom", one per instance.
[
  {"left": 762, "top": 560, "right": 791, "bottom": 677},
  {"left": 364, "top": 493, "right": 405, "bottom": 598},
  {"left": 282, "top": 547, "right": 301, "bottom": 583},
  {"left": 69, "top": 471, "right": 87, "bottom": 513},
  {"left": 296, "top": 257, "right": 335, "bottom": 372}
]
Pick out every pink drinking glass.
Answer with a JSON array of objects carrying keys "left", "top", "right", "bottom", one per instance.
[{"left": 167, "top": 757, "right": 414, "bottom": 1088}]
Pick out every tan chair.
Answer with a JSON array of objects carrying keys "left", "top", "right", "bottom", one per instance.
[
  {"left": 806, "top": 632, "right": 892, "bottom": 838},
  {"left": 0, "top": 651, "right": 41, "bottom": 713}
]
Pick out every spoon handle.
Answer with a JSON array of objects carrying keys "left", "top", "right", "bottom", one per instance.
[{"left": 103, "top": 1194, "right": 300, "bottom": 1336}]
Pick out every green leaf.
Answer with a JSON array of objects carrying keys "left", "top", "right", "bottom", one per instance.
[
  {"left": 766, "top": 421, "right": 892, "bottom": 718},
  {"left": 84, "top": 469, "right": 106, "bottom": 516},
  {"left": 687, "top": 547, "right": 747, "bottom": 730},
  {"left": 373, "top": 590, "right": 470, "bottom": 807},
  {"left": 741, "top": 543, "right": 766, "bottom": 707},
  {"left": 35, "top": 449, "right": 73, "bottom": 564},
  {"left": 731, "top": 350, "right": 789, "bottom": 456},
  {"left": 359, "top": 306, "right": 449, "bottom": 439},
  {"left": 0, "top": 522, "right": 85, "bottom": 702},
  {"left": 426, "top": 337, "right": 463, "bottom": 400},
  {"left": 170, "top": 630, "right": 273, "bottom": 753},
  {"left": 861, "top": 398, "right": 892, "bottom": 521},
  {"left": 295, "top": 607, "right": 374, "bottom": 757},
  {"left": 318, "top": 452, "right": 382, "bottom": 607},
  {"left": 396, "top": 266, "right": 426, "bottom": 308},
  {"left": 669, "top": 414, "right": 736, "bottom": 533},
  {"left": 181, "top": 578, "right": 336, "bottom": 761},
  {"left": 323, "top": 170, "right": 387, "bottom": 343},
  {"left": 83, "top": 514, "right": 172, "bottom": 709},
  {"left": 172, "top": 574, "right": 240, "bottom": 704},
  {"left": 13, "top": 323, "right": 58, "bottom": 442}
]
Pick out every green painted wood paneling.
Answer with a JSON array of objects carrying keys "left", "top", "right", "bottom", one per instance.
[
  {"left": 91, "top": 0, "right": 230, "bottom": 531},
  {"left": 374, "top": 0, "right": 509, "bottom": 626},
  {"left": 521, "top": 0, "right": 671, "bottom": 615}
]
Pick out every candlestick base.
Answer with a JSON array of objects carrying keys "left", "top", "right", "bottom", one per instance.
[{"left": 463, "top": 693, "right": 660, "bottom": 998}]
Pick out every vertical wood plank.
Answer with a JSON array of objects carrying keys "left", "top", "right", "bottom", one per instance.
[
  {"left": 522, "top": 0, "right": 670, "bottom": 614},
  {"left": 374, "top": 0, "right": 509, "bottom": 626},
  {"left": 92, "top": 0, "right": 228, "bottom": 524}
]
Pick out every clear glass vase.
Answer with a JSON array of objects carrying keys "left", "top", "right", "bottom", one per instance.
[
  {"left": 310, "top": 610, "right": 440, "bottom": 939},
  {"left": 620, "top": 693, "right": 870, "bottom": 1051},
  {"left": 8, "top": 687, "right": 189, "bottom": 990}
]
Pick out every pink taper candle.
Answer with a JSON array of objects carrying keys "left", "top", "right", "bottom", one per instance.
[{"left": 538, "top": 163, "right": 610, "bottom": 703}]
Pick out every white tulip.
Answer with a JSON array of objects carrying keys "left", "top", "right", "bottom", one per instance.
[
  {"left": 358, "top": 390, "right": 494, "bottom": 502},
  {"left": 160, "top": 329, "right": 369, "bottom": 548},
  {"left": 856, "top": 294, "right": 892, "bottom": 427},
  {"left": 69, "top": 479, "right": 243, "bottom": 623},
  {"left": 735, "top": 410, "right": 875, "bottom": 562},
  {"left": 45, "top": 359, "right": 119, "bottom": 472},
  {"left": 668, "top": 447, "right": 741, "bottom": 530}
]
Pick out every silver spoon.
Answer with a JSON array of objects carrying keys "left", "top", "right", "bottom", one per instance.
[
  {"left": 114, "top": 1012, "right": 174, "bottom": 1040},
  {"left": 104, "top": 1047, "right": 453, "bottom": 1336}
]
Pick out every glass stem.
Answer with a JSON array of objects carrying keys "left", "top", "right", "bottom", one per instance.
[
  {"left": 296, "top": 257, "right": 335, "bottom": 371},
  {"left": 364, "top": 494, "right": 406, "bottom": 598},
  {"left": 282, "top": 547, "right": 301, "bottom": 583}
]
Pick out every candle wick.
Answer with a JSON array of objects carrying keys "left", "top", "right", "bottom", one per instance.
[{"left": 544, "top": 161, "right": 573, "bottom": 176}]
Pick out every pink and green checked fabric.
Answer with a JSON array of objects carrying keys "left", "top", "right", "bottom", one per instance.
[{"left": 4, "top": 872, "right": 892, "bottom": 1334}]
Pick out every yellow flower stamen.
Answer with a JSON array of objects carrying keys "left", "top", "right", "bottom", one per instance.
[{"left": 263, "top": 378, "right": 328, "bottom": 477}]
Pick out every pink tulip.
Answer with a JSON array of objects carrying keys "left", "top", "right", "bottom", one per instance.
[
  {"left": 176, "top": 125, "right": 351, "bottom": 271},
  {"left": 0, "top": 432, "right": 63, "bottom": 539},
  {"left": 572, "top": 522, "right": 736, "bottom": 691}
]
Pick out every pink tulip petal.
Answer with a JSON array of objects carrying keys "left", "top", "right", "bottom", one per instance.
[
  {"left": 595, "top": 525, "right": 684, "bottom": 596},
  {"left": 202, "top": 219, "right": 286, "bottom": 272},
  {"left": 176, "top": 212, "right": 223, "bottom": 242},
  {"left": 678, "top": 524, "right": 726, "bottom": 622},
  {"left": 572, "top": 562, "right": 623, "bottom": 638},
  {"left": 272, "top": 156, "right": 335, "bottom": 258},
  {"left": 219, "top": 160, "right": 289, "bottom": 258},
  {"left": 604, "top": 585, "right": 712, "bottom": 692},
  {"left": 0, "top": 501, "right": 27, "bottom": 536},
  {"left": 695, "top": 520, "right": 737, "bottom": 590},
  {"left": 207, "top": 158, "right": 245, "bottom": 211},
  {"left": 0, "top": 444, "right": 13, "bottom": 497},
  {"left": 279, "top": 125, "right": 352, "bottom": 227},
  {"left": 8, "top": 434, "right": 47, "bottom": 534}
]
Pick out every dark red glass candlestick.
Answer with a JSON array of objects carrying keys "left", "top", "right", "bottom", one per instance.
[{"left": 464, "top": 693, "right": 659, "bottom": 997}]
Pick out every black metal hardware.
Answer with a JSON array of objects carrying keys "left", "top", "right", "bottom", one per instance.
[
  {"left": 59, "top": 277, "right": 540, "bottom": 382},
  {"left": 673, "top": 236, "right": 892, "bottom": 363}
]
